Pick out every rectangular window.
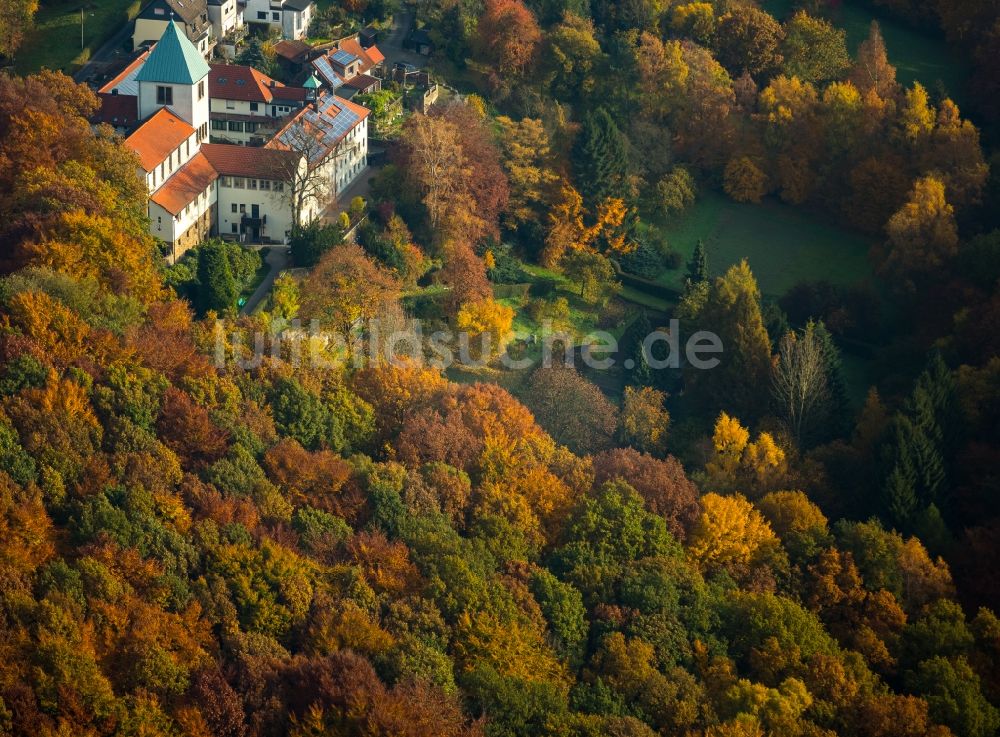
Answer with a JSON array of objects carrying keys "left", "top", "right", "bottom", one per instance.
[
  {"left": 234, "top": 178, "right": 245, "bottom": 188},
  {"left": 246, "top": 122, "right": 258, "bottom": 133},
  {"left": 273, "top": 181, "right": 284, "bottom": 192},
  {"left": 257, "top": 11, "right": 266, "bottom": 18},
  {"left": 225, "top": 100, "right": 235, "bottom": 109},
  {"left": 232, "top": 223, "right": 238, "bottom": 233},
  {"left": 272, "top": 11, "right": 279, "bottom": 20},
  {"left": 261, "top": 180, "right": 271, "bottom": 190},
  {"left": 231, "top": 203, "right": 237, "bottom": 213},
  {"left": 156, "top": 86, "right": 172, "bottom": 105},
  {"left": 212, "top": 119, "right": 226, "bottom": 131},
  {"left": 250, "top": 102, "right": 259, "bottom": 111},
  {"left": 185, "top": 140, "right": 190, "bottom": 157},
  {"left": 248, "top": 179, "right": 257, "bottom": 190},
  {"left": 198, "top": 80, "right": 205, "bottom": 100},
  {"left": 239, "top": 204, "right": 246, "bottom": 213},
  {"left": 220, "top": 176, "right": 231, "bottom": 187},
  {"left": 228, "top": 120, "right": 243, "bottom": 132}
]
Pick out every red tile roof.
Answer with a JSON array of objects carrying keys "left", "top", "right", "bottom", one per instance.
[
  {"left": 92, "top": 93, "right": 139, "bottom": 127},
  {"left": 125, "top": 107, "right": 196, "bottom": 171},
  {"left": 209, "top": 64, "right": 312, "bottom": 105},
  {"left": 200, "top": 142, "right": 301, "bottom": 179},
  {"left": 268, "top": 93, "right": 369, "bottom": 167},
  {"left": 150, "top": 151, "right": 218, "bottom": 215},
  {"left": 209, "top": 64, "right": 282, "bottom": 102},
  {"left": 338, "top": 39, "right": 383, "bottom": 72}
]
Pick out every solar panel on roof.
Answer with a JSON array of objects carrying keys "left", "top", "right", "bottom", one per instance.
[
  {"left": 277, "top": 92, "right": 360, "bottom": 164},
  {"left": 311, "top": 57, "right": 343, "bottom": 89},
  {"left": 331, "top": 49, "right": 358, "bottom": 65}
]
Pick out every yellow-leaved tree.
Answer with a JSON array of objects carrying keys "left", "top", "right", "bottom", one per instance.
[
  {"left": 687, "top": 492, "right": 783, "bottom": 577},
  {"left": 455, "top": 298, "right": 515, "bottom": 361},
  {"left": 704, "top": 412, "right": 787, "bottom": 496}
]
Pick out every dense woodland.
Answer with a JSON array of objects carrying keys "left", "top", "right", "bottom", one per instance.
[{"left": 2, "top": 0, "right": 1000, "bottom": 736}]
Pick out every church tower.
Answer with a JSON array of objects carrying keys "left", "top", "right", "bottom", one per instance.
[{"left": 135, "top": 19, "right": 211, "bottom": 142}]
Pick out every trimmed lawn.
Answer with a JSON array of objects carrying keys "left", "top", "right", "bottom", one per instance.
[
  {"left": 650, "top": 191, "right": 875, "bottom": 299},
  {"left": 762, "top": 0, "right": 968, "bottom": 102},
  {"left": 15, "top": 0, "right": 141, "bottom": 75}
]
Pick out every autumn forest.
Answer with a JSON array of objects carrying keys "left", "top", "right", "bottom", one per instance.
[{"left": 2, "top": 0, "right": 1000, "bottom": 736}]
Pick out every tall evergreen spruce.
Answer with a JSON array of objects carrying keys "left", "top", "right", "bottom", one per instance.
[
  {"left": 911, "top": 352, "right": 959, "bottom": 457},
  {"left": 880, "top": 415, "right": 921, "bottom": 526},
  {"left": 197, "top": 242, "right": 239, "bottom": 314},
  {"left": 573, "top": 108, "right": 630, "bottom": 209},
  {"left": 688, "top": 239, "right": 709, "bottom": 284},
  {"left": 629, "top": 310, "right": 654, "bottom": 387},
  {"left": 814, "top": 321, "right": 849, "bottom": 439}
]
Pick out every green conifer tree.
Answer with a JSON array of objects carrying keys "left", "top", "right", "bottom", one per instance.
[
  {"left": 814, "top": 320, "right": 849, "bottom": 439},
  {"left": 688, "top": 239, "right": 709, "bottom": 284},
  {"left": 197, "top": 242, "right": 239, "bottom": 314},
  {"left": 572, "top": 108, "right": 630, "bottom": 209}
]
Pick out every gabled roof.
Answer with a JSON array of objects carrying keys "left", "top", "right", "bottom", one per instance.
[
  {"left": 135, "top": 20, "right": 210, "bottom": 85},
  {"left": 150, "top": 151, "right": 218, "bottom": 215},
  {"left": 137, "top": 0, "right": 208, "bottom": 29},
  {"left": 343, "top": 73, "right": 378, "bottom": 92},
  {"left": 273, "top": 39, "right": 311, "bottom": 62},
  {"left": 209, "top": 63, "right": 311, "bottom": 104},
  {"left": 98, "top": 49, "right": 152, "bottom": 95},
  {"left": 201, "top": 143, "right": 301, "bottom": 179},
  {"left": 339, "top": 38, "right": 384, "bottom": 69},
  {"left": 330, "top": 49, "right": 358, "bottom": 67},
  {"left": 283, "top": 0, "right": 313, "bottom": 11},
  {"left": 269, "top": 92, "right": 368, "bottom": 167},
  {"left": 125, "top": 107, "right": 196, "bottom": 171},
  {"left": 209, "top": 63, "right": 278, "bottom": 102}
]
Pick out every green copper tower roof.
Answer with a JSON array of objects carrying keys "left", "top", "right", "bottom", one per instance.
[
  {"left": 303, "top": 73, "right": 321, "bottom": 89},
  {"left": 135, "top": 20, "right": 210, "bottom": 85}
]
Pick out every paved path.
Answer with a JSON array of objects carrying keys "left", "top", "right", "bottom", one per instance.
[
  {"left": 240, "top": 246, "right": 289, "bottom": 315},
  {"left": 74, "top": 19, "right": 135, "bottom": 84}
]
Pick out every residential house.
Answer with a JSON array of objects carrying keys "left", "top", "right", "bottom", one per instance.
[
  {"left": 270, "top": 90, "right": 370, "bottom": 200},
  {"left": 207, "top": 63, "right": 313, "bottom": 145},
  {"left": 91, "top": 19, "right": 370, "bottom": 259},
  {"left": 132, "top": 0, "right": 214, "bottom": 57},
  {"left": 243, "top": 0, "right": 314, "bottom": 40},
  {"left": 310, "top": 40, "right": 384, "bottom": 97},
  {"left": 207, "top": 0, "right": 245, "bottom": 58}
]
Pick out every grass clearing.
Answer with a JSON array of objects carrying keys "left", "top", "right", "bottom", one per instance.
[
  {"left": 649, "top": 191, "right": 875, "bottom": 299},
  {"left": 15, "top": 0, "right": 141, "bottom": 75},
  {"left": 762, "top": 0, "right": 968, "bottom": 102}
]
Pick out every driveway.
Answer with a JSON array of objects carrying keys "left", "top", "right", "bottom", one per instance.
[
  {"left": 240, "top": 245, "right": 289, "bottom": 315},
  {"left": 380, "top": 9, "right": 426, "bottom": 69}
]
